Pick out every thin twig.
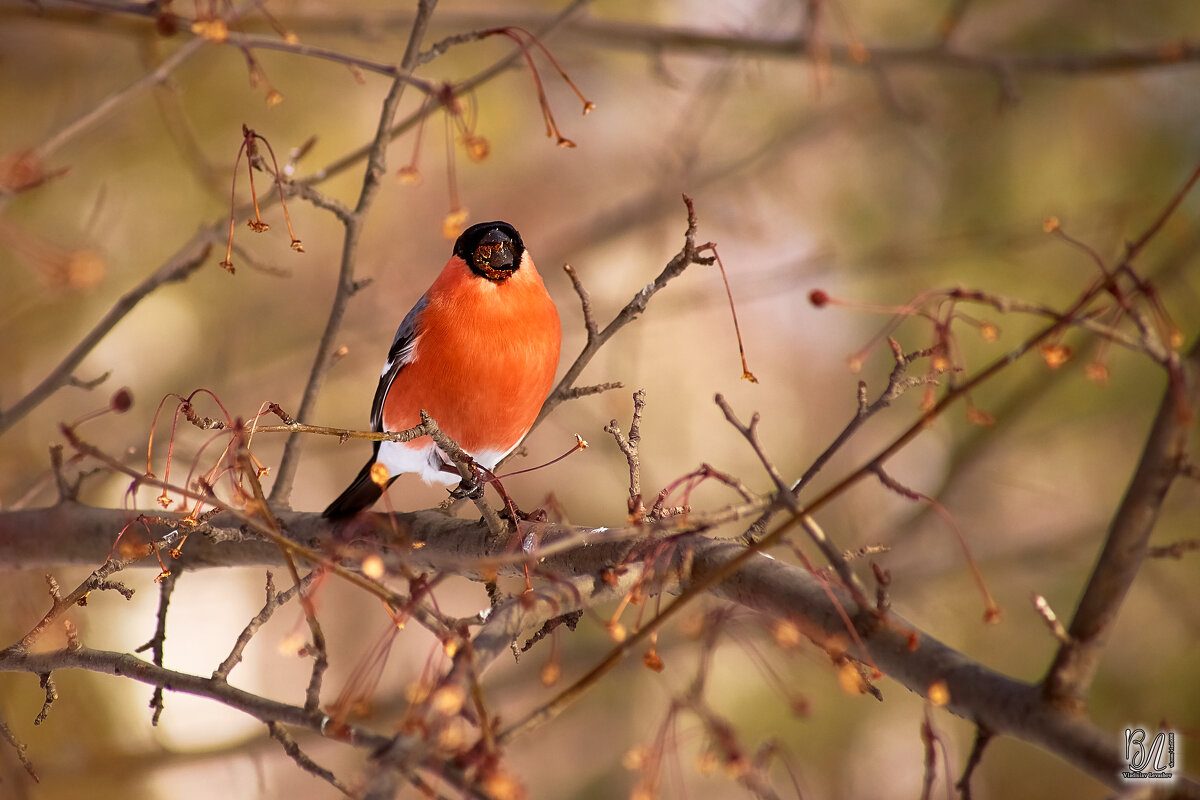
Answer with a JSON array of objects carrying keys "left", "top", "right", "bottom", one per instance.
[
  {"left": 0, "top": 228, "right": 216, "bottom": 435},
  {"left": 213, "top": 570, "right": 315, "bottom": 680},
  {"left": 35, "top": 672, "right": 58, "bottom": 726},
  {"left": 563, "top": 263, "right": 598, "bottom": 340},
  {"left": 33, "top": 37, "right": 207, "bottom": 161},
  {"left": 1147, "top": 538, "right": 1200, "bottom": 559},
  {"left": 742, "top": 343, "right": 935, "bottom": 543},
  {"left": 955, "top": 726, "right": 993, "bottom": 800},
  {"left": 0, "top": 715, "right": 38, "bottom": 781},
  {"left": 134, "top": 568, "right": 180, "bottom": 725},
  {"left": 533, "top": 194, "right": 714, "bottom": 431},
  {"left": 6, "top": 559, "right": 136, "bottom": 656},
  {"left": 226, "top": 31, "right": 436, "bottom": 88},
  {"left": 239, "top": 449, "right": 328, "bottom": 713},
  {"left": 716, "top": 393, "right": 873, "bottom": 611},
  {"left": 558, "top": 381, "right": 624, "bottom": 400},
  {"left": 268, "top": 721, "right": 352, "bottom": 796},
  {"left": 604, "top": 389, "right": 646, "bottom": 520}
]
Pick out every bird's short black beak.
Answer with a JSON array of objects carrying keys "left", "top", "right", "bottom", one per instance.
[{"left": 474, "top": 228, "right": 515, "bottom": 273}]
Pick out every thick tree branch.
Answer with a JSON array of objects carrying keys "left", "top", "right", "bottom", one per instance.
[
  {"left": 5, "top": 502, "right": 1193, "bottom": 793},
  {"left": 39, "top": 8, "right": 1200, "bottom": 81},
  {"left": 695, "top": 542, "right": 1154, "bottom": 794},
  {"left": 1042, "top": 338, "right": 1200, "bottom": 711}
]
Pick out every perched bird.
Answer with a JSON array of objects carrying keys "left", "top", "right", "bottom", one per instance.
[{"left": 323, "top": 221, "right": 561, "bottom": 518}]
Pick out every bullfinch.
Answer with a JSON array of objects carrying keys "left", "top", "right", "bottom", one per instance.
[{"left": 323, "top": 221, "right": 561, "bottom": 518}]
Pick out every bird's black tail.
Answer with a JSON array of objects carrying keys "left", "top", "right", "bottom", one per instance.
[{"left": 323, "top": 458, "right": 393, "bottom": 518}]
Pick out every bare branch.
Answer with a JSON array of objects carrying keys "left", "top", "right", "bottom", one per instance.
[
  {"left": 0, "top": 715, "right": 38, "bottom": 781},
  {"left": 1147, "top": 538, "right": 1200, "bottom": 559},
  {"left": 214, "top": 570, "right": 315, "bottom": 681},
  {"left": 604, "top": 389, "right": 646, "bottom": 520},
  {"left": 267, "top": 60, "right": 421, "bottom": 505},
  {"left": 133, "top": 568, "right": 180, "bottom": 725},
  {"left": 563, "top": 263, "right": 599, "bottom": 340},
  {"left": 0, "top": 645, "right": 390, "bottom": 746},
  {"left": 35, "top": 672, "right": 58, "bottom": 726},
  {"left": 956, "top": 726, "right": 993, "bottom": 800},
  {"left": 0, "top": 228, "right": 215, "bottom": 436},
  {"left": 268, "top": 721, "right": 352, "bottom": 796},
  {"left": 2, "top": 503, "right": 1198, "bottom": 795},
  {"left": 519, "top": 17, "right": 1200, "bottom": 79},
  {"left": 535, "top": 194, "right": 714, "bottom": 429},
  {"left": 31, "top": 37, "right": 206, "bottom": 162},
  {"left": 1042, "top": 338, "right": 1200, "bottom": 711}
]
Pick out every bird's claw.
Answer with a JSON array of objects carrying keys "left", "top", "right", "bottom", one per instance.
[
  {"left": 499, "top": 505, "right": 548, "bottom": 524},
  {"left": 449, "top": 476, "right": 484, "bottom": 500}
]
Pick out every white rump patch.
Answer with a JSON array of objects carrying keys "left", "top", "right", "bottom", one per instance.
[{"left": 376, "top": 440, "right": 511, "bottom": 485}]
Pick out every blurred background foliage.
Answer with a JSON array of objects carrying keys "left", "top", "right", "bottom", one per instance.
[{"left": 1, "top": 0, "right": 1198, "bottom": 798}]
